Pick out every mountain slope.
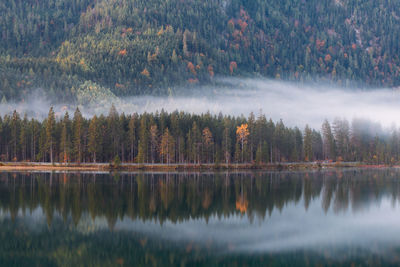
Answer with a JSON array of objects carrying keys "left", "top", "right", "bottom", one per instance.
[{"left": 1, "top": 0, "right": 400, "bottom": 102}]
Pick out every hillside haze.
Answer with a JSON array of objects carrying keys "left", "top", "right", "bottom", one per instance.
[{"left": 1, "top": 0, "right": 400, "bottom": 102}]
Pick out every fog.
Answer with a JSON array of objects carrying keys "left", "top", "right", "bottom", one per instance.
[
  {"left": 3, "top": 78, "right": 400, "bottom": 128},
  {"left": 5, "top": 194, "right": 399, "bottom": 259},
  {"left": 112, "top": 196, "right": 400, "bottom": 259}
]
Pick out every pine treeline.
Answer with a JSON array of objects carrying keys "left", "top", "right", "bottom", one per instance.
[{"left": 0, "top": 107, "right": 396, "bottom": 165}]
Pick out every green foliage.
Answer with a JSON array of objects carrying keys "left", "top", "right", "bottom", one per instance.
[
  {"left": 2, "top": 0, "right": 400, "bottom": 101},
  {"left": 0, "top": 108, "right": 398, "bottom": 165},
  {"left": 76, "top": 81, "right": 118, "bottom": 106}
]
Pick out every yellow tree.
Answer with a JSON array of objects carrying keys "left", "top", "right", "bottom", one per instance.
[
  {"left": 202, "top": 127, "right": 214, "bottom": 163},
  {"left": 236, "top": 124, "right": 250, "bottom": 162}
]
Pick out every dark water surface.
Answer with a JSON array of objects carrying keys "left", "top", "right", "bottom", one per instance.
[{"left": 1, "top": 169, "right": 400, "bottom": 266}]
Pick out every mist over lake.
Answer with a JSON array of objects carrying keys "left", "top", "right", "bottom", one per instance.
[{"left": 2, "top": 78, "right": 400, "bottom": 129}]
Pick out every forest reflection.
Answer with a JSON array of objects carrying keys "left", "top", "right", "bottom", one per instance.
[{"left": 0, "top": 169, "right": 400, "bottom": 229}]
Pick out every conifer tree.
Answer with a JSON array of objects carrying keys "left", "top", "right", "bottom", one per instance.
[
  {"left": 19, "top": 114, "right": 28, "bottom": 161},
  {"left": 160, "top": 128, "right": 175, "bottom": 164},
  {"left": 128, "top": 114, "right": 137, "bottom": 162},
  {"left": 30, "top": 119, "right": 39, "bottom": 161},
  {"left": 137, "top": 116, "right": 148, "bottom": 163},
  {"left": 107, "top": 104, "right": 120, "bottom": 158},
  {"left": 222, "top": 126, "right": 231, "bottom": 164},
  {"left": 255, "top": 145, "right": 263, "bottom": 165},
  {"left": 45, "top": 107, "right": 56, "bottom": 163},
  {"left": 11, "top": 110, "right": 19, "bottom": 161},
  {"left": 88, "top": 115, "right": 100, "bottom": 163},
  {"left": 150, "top": 124, "right": 159, "bottom": 163},
  {"left": 73, "top": 108, "right": 83, "bottom": 164},
  {"left": 322, "top": 119, "right": 336, "bottom": 160},
  {"left": 190, "top": 122, "right": 201, "bottom": 164},
  {"left": 60, "top": 112, "right": 71, "bottom": 163},
  {"left": 304, "top": 125, "right": 313, "bottom": 162}
]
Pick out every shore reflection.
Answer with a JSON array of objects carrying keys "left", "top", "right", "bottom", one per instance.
[{"left": 0, "top": 169, "right": 399, "bottom": 227}]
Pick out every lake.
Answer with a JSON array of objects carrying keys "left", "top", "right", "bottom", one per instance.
[{"left": 1, "top": 169, "right": 400, "bottom": 266}]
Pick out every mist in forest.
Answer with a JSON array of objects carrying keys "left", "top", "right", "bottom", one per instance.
[{"left": 2, "top": 78, "right": 400, "bottom": 129}]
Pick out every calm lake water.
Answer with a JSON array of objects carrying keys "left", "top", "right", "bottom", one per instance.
[{"left": 1, "top": 169, "right": 400, "bottom": 266}]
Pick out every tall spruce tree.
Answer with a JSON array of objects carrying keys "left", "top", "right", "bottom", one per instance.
[
  {"left": 303, "top": 125, "right": 313, "bottom": 162},
  {"left": 60, "top": 112, "right": 71, "bottom": 163},
  {"left": 137, "top": 115, "right": 148, "bottom": 163},
  {"left": 73, "top": 108, "right": 83, "bottom": 164},
  {"left": 45, "top": 107, "right": 56, "bottom": 163},
  {"left": 128, "top": 114, "right": 137, "bottom": 162},
  {"left": 88, "top": 115, "right": 100, "bottom": 163}
]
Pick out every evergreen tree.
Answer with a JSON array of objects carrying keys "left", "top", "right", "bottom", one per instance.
[
  {"left": 222, "top": 125, "right": 231, "bottom": 164},
  {"left": 60, "top": 112, "right": 71, "bottom": 163},
  {"left": 19, "top": 114, "right": 28, "bottom": 161},
  {"left": 73, "top": 108, "right": 83, "bottom": 164},
  {"left": 107, "top": 104, "right": 120, "bottom": 158},
  {"left": 160, "top": 128, "right": 175, "bottom": 164},
  {"left": 149, "top": 124, "right": 159, "bottom": 163},
  {"left": 45, "top": 107, "right": 56, "bottom": 163},
  {"left": 11, "top": 110, "right": 20, "bottom": 161},
  {"left": 88, "top": 115, "right": 100, "bottom": 163},
  {"left": 128, "top": 114, "right": 137, "bottom": 162},
  {"left": 321, "top": 119, "right": 336, "bottom": 160},
  {"left": 304, "top": 125, "right": 313, "bottom": 162},
  {"left": 137, "top": 116, "right": 148, "bottom": 163}
]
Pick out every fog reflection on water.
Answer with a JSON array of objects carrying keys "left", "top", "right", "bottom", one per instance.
[{"left": 1, "top": 169, "right": 400, "bottom": 266}]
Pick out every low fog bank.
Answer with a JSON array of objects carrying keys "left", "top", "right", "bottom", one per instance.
[
  {"left": 3, "top": 78, "right": 400, "bottom": 129},
  {"left": 113, "top": 197, "right": 400, "bottom": 259},
  {"left": 126, "top": 78, "right": 400, "bottom": 129}
]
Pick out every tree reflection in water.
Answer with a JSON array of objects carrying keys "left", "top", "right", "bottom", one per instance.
[
  {"left": 0, "top": 169, "right": 399, "bottom": 226},
  {"left": 0, "top": 170, "right": 400, "bottom": 266}
]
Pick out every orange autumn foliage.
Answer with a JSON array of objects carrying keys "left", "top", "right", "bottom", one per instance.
[
  {"left": 188, "top": 78, "right": 199, "bottom": 84},
  {"left": 208, "top": 65, "right": 214, "bottom": 77},
  {"left": 325, "top": 54, "right": 332, "bottom": 63},
  {"left": 236, "top": 124, "right": 249, "bottom": 144},
  {"left": 187, "top": 61, "right": 197, "bottom": 75},
  {"left": 236, "top": 195, "right": 248, "bottom": 213},
  {"left": 238, "top": 19, "right": 248, "bottom": 32},
  {"left": 141, "top": 68, "right": 150, "bottom": 77},
  {"left": 229, "top": 61, "right": 237, "bottom": 74}
]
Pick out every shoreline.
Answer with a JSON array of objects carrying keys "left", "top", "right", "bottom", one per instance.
[{"left": 0, "top": 162, "right": 393, "bottom": 172}]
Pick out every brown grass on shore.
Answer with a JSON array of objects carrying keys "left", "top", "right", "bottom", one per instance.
[{"left": 0, "top": 161, "right": 369, "bottom": 172}]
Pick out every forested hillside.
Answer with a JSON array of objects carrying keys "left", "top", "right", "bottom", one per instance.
[{"left": 1, "top": 0, "right": 400, "bottom": 102}]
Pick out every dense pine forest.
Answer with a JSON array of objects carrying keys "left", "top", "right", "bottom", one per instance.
[
  {"left": 0, "top": 106, "right": 397, "bottom": 165},
  {"left": 2, "top": 0, "right": 400, "bottom": 102}
]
